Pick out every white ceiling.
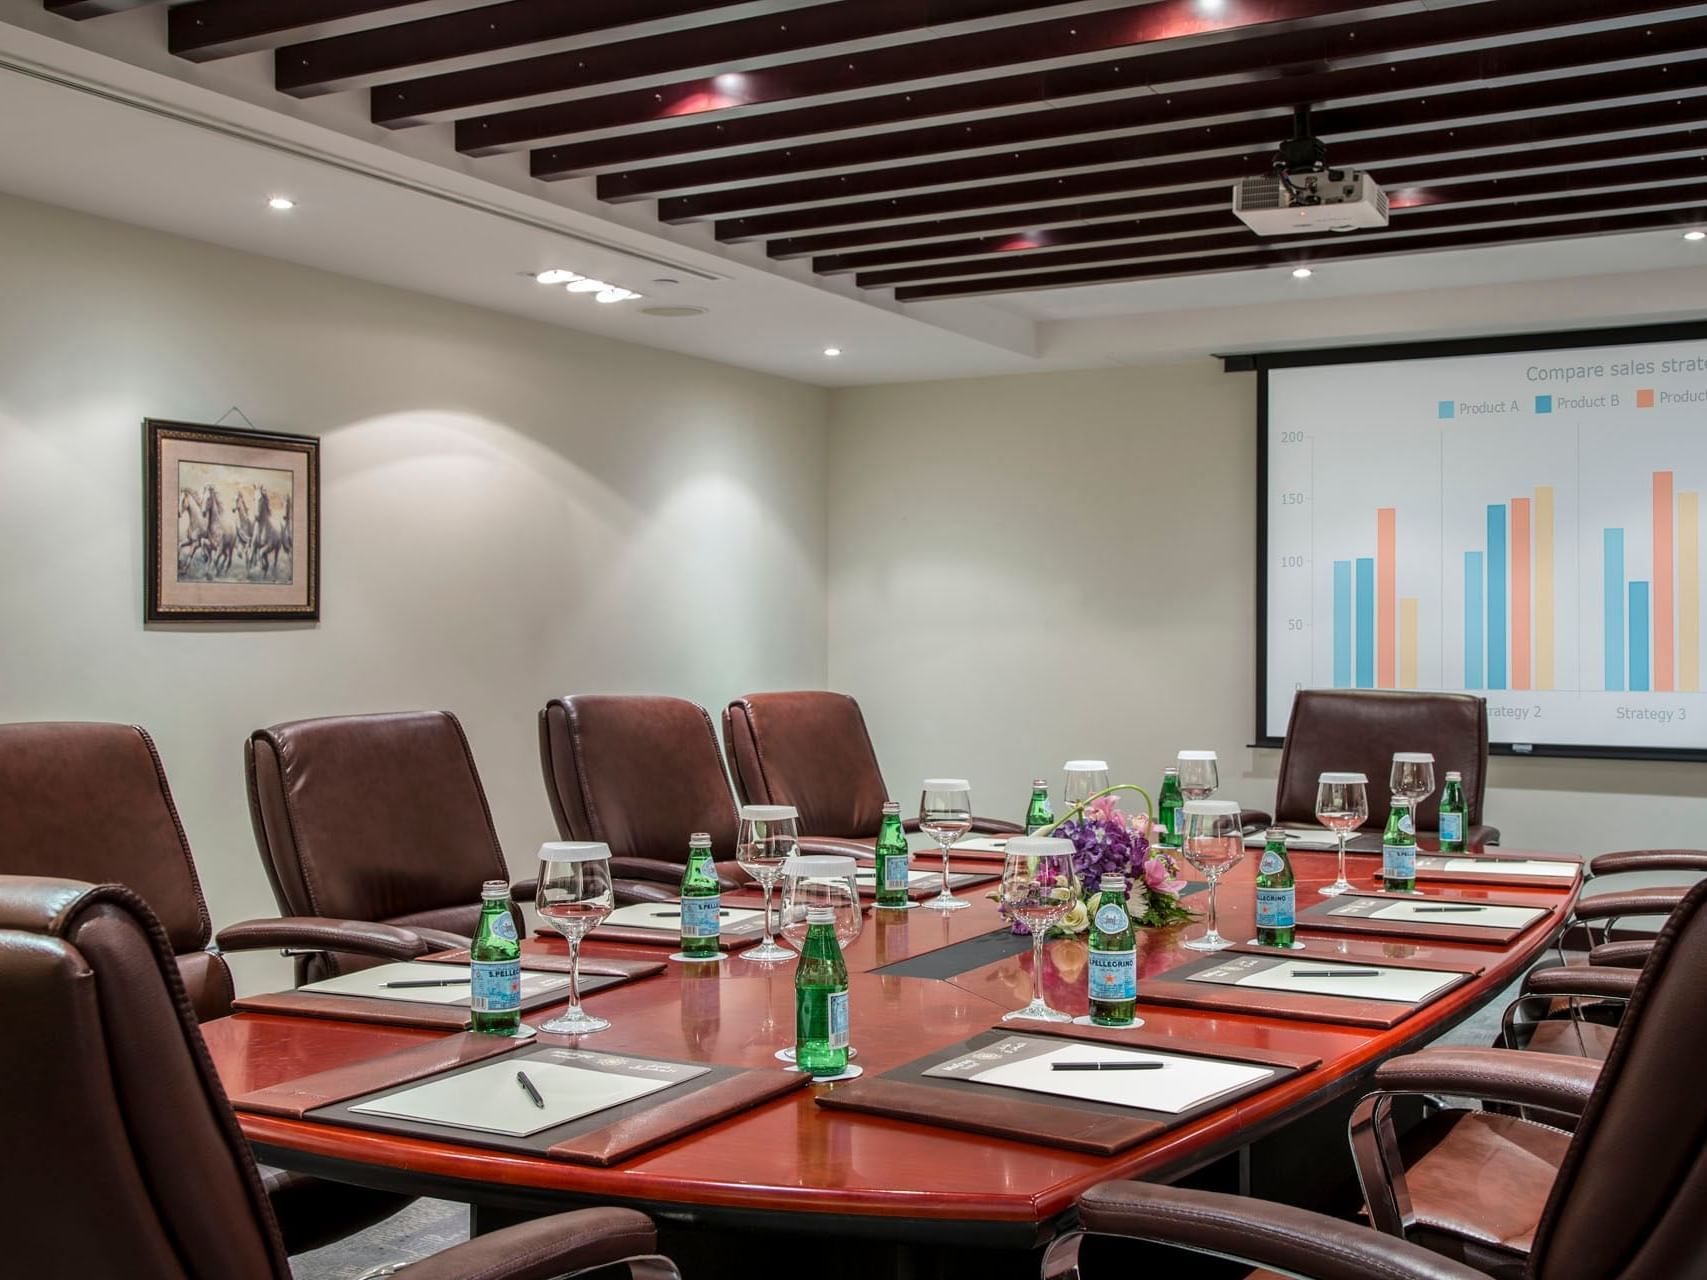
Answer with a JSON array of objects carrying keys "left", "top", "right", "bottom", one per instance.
[{"left": 1, "top": 2, "right": 1703, "bottom": 388}]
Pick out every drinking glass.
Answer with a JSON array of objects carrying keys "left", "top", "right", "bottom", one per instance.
[
  {"left": 1315, "top": 772, "right": 1371, "bottom": 897},
  {"left": 1062, "top": 760, "right": 1110, "bottom": 809},
  {"left": 778, "top": 856, "right": 865, "bottom": 953},
  {"left": 999, "top": 837, "right": 1079, "bottom": 1022},
  {"left": 1177, "top": 750, "right": 1219, "bottom": 802},
  {"left": 918, "top": 779, "right": 973, "bottom": 912},
  {"left": 1390, "top": 752, "right": 1437, "bottom": 824},
  {"left": 535, "top": 842, "right": 616, "bottom": 1035},
  {"left": 1181, "top": 801, "right": 1244, "bottom": 952},
  {"left": 737, "top": 804, "right": 798, "bottom": 962}
]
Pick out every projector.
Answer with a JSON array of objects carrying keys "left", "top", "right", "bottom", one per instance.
[{"left": 1234, "top": 168, "right": 1390, "bottom": 235}]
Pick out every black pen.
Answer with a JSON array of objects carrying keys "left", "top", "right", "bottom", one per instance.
[
  {"left": 1290, "top": 969, "right": 1380, "bottom": 977},
  {"left": 650, "top": 910, "right": 733, "bottom": 918},
  {"left": 1051, "top": 1061, "right": 1165, "bottom": 1071},
  {"left": 516, "top": 1070, "right": 546, "bottom": 1109},
  {"left": 1409, "top": 905, "right": 1485, "bottom": 913},
  {"left": 382, "top": 978, "right": 470, "bottom": 988}
]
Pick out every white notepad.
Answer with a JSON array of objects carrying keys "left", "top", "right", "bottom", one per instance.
[
  {"left": 953, "top": 837, "right": 1011, "bottom": 854},
  {"left": 854, "top": 867, "right": 937, "bottom": 887},
  {"left": 965, "top": 1043, "right": 1274, "bottom": 1115},
  {"left": 600, "top": 903, "right": 765, "bottom": 931},
  {"left": 1243, "top": 828, "right": 1338, "bottom": 850},
  {"left": 299, "top": 962, "right": 571, "bottom": 1006},
  {"left": 349, "top": 1059, "right": 680, "bottom": 1137},
  {"left": 1224, "top": 958, "right": 1462, "bottom": 1003},
  {"left": 1441, "top": 858, "right": 1577, "bottom": 879},
  {"left": 1357, "top": 900, "right": 1545, "bottom": 929}
]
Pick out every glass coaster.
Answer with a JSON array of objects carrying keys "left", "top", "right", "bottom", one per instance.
[
  {"left": 1070, "top": 1014, "right": 1145, "bottom": 1029},
  {"left": 776, "top": 1045, "right": 858, "bottom": 1063},
  {"left": 875, "top": 901, "right": 919, "bottom": 911},
  {"left": 1244, "top": 939, "right": 1308, "bottom": 951},
  {"left": 800, "top": 1064, "right": 863, "bottom": 1083},
  {"left": 668, "top": 952, "right": 727, "bottom": 963}
]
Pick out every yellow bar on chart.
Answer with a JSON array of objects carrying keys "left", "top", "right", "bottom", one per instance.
[
  {"left": 1682, "top": 492, "right": 1700, "bottom": 693},
  {"left": 1399, "top": 597, "right": 1419, "bottom": 689},
  {"left": 1534, "top": 486, "right": 1555, "bottom": 691}
]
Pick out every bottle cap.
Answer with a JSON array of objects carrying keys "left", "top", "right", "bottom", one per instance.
[
  {"left": 1063, "top": 760, "right": 1108, "bottom": 772},
  {"left": 781, "top": 855, "right": 858, "bottom": 878},
  {"left": 1265, "top": 827, "right": 1288, "bottom": 843},
  {"left": 1445, "top": 770, "right": 1463, "bottom": 780},
  {"left": 1005, "top": 836, "right": 1074, "bottom": 858},
  {"left": 480, "top": 879, "right": 509, "bottom": 899},
  {"left": 1319, "top": 771, "right": 1368, "bottom": 784},
  {"left": 1393, "top": 751, "right": 1435, "bottom": 763},
  {"left": 536, "top": 841, "right": 610, "bottom": 863},
  {"left": 689, "top": 832, "right": 712, "bottom": 848},
  {"left": 881, "top": 800, "right": 901, "bottom": 815},
  {"left": 1099, "top": 875, "right": 1126, "bottom": 892},
  {"left": 739, "top": 804, "right": 798, "bottom": 822},
  {"left": 1162, "top": 766, "right": 1179, "bottom": 776},
  {"left": 1181, "top": 799, "right": 1240, "bottom": 815},
  {"left": 922, "top": 778, "right": 970, "bottom": 790},
  {"left": 1177, "top": 749, "right": 1218, "bottom": 761},
  {"left": 1031, "top": 778, "right": 1050, "bottom": 788},
  {"left": 806, "top": 905, "right": 837, "bottom": 924}
]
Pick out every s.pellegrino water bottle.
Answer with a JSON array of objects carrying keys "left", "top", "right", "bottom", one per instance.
[
  {"left": 795, "top": 905, "right": 850, "bottom": 1077},
  {"left": 874, "top": 801, "right": 911, "bottom": 909},
  {"left": 678, "top": 831, "right": 722, "bottom": 961},
  {"left": 1157, "top": 767, "right": 1184, "bottom": 848},
  {"left": 1087, "top": 874, "right": 1138, "bottom": 1026},
  {"left": 469, "top": 880, "right": 522, "bottom": 1035},
  {"left": 1382, "top": 801, "right": 1417, "bottom": 893},
  {"left": 1024, "top": 780, "right": 1054, "bottom": 836},
  {"left": 1438, "top": 771, "right": 1467, "bottom": 853},
  {"left": 1255, "top": 827, "right": 1296, "bottom": 949}
]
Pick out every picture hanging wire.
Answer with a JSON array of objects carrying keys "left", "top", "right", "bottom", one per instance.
[{"left": 213, "top": 406, "right": 260, "bottom": 432}]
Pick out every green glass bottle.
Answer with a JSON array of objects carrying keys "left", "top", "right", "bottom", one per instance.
[
  {"left": 1382, "top": 800, "right": 1417, "bottom": 893},
  {"left": 1087, "top": 874, "right": 1138, "bottom": 1026},
  {"left": 469, "top": 880, "right": 522, "bottom": 1035},
  {"left": 874, "top": 801, "right": 911, "bottom": 908},
  {"left": 1024, "top": 779, "right": 1054, "bottom": 835},
  {"left": 795, "top": 905, "right": 850, "bottom": 1078},
  {"left": 1156, "top": 767, "right": 1184, "bottom": 849},
  {"left": 1255, "top": 827, "right": 1296, "bottom": 949},
  {"left": 678, "top": 831, "right": 722, "bottom": 961},
  {"left": 1437, "top": 771, "right": 1467, "bottom": 853}
]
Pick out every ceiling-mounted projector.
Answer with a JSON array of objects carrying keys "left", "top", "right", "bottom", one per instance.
[{"left": 1233, "top": 105, "right": 1389, "bottom": 236}]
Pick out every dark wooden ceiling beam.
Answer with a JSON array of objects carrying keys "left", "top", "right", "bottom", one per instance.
[
  {"left": 597, "top": 14, "right": 1707, "bottom": 200},
  {"left": 168, "top": 1, "right": 510, "bottom": 62},
  {"left": 892, "top": 206, "right": 1707, "bottom": 299},
  {"left": 854, "top": 180, "right": 1707, "bottom": 287},
  {"left": 454, "top": 0, "right": 1417, "bottom": 154},
  {"left": 43, "top": 0, "right": 164, "bottom": 16},
  {"left": 527, "top": 0, "right": 1707, "bottom": 176},
  {"left": 657, "top": 60, "right": 1707, "bottom": 220},
  {"left": 711, "top": 95, "right": 1707, "bottom": 240}
]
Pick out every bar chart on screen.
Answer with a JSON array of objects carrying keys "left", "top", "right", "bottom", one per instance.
[{"left": 1265, "top": 336, "right": 1707, "bottom": 753}]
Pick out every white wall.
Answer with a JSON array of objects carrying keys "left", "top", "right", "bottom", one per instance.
[
  {"left": 827, "top": 361, "right": 1707, "bottom": 895},
  {"left": 0, "top": 193, "right": 829, "bottom": 990}
]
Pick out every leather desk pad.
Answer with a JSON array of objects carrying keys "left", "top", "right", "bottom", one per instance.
[
  {"left": 860, "top": 869, "right": 999, "bottom": 900},
  {"left": 1366, "top": 852, "right": 1583, "bottom": 891},
  {"left": 233, "top": 971, "right": 626, "bottom": 1031},
  {"left": 1297, "top": 890, "right": 1552, "bottom": 945},
  {"left": 816, "top": 1027, "right": 1317, "bottom": 1155},
  {"left": 307, "top": 1045, "right": 807, "bottom": 1167},
  {"left": 544, "top": 907, "right": 769, "bottom": 950},
  {"left": 421, "top": 949, "right": 666, "bottom": 980}
]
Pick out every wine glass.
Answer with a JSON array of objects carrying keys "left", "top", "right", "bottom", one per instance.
[
  {"left": 1177, "top": 750, "right": 1219, "bottom": 802},
  {"left": 1180, "top": 801, "right": 1244, "bottom": 952},
  {"left": 1315, "top": 772, "right": 1370, "bottom": 897},
  {"left": 737, "top": 804, "right": 798, "bottom": 962},
  {"left": 535, "top": 842, "right": 616, "bottom": 1035},
  {"left": 1390, "top": 753, "right": 1437, "bottom": 827},
  {"left": 1000, "top": 836, "right": 1079, "bottom": 1022},
  {"left": 1062, "top": 760, "right": 1110, "bottom": 810},
  {"left": 775, "top": 855, "right": 864, "bottom": 1065},
  {"left": 918, "top": 779, "right": 973, "bottom": 912}
]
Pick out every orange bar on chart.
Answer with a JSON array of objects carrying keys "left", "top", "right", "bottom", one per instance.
[
  {"left": 1682, "top": 492, "right": 1700, "bottom": 694},
  {"left": 1377, "top": 508, "right": 1396, "bottom": 688},
  {"left": 1510, "top": 498, "right": 1531, "bottom": 690},
  {"left": 1655, "top": 471, "right": 1674, "bottom": 691},
  {"left": 1399, "top": 598, "right": 1419, "bottom": 689},
  {"left": 1534, "top": 486, "right": 1555, "bottom": 690}
]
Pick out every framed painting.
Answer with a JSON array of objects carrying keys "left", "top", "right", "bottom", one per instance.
[{"left": 144, "top": 418, "right": 320, "bottom": 621}]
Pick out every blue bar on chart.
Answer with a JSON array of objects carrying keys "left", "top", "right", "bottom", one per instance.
[
  {"left": 1463, "top": 551, "right": 1484, "bottom": 688},
  {"left": 1630, "top": 581, "right": 1651, "bottom": 691},
  {"left": 1355, "top": 558, "right": 1375, "bottom": 689},
  {"left": 1332, "top": 561, "right": 1353, "bottom": 687},
  {"left": 1604, "top": 529, "right": 1624, "bottom": 692},
  {"left": 1486, "top": 505, "right": 1507, "bottom": 690}
]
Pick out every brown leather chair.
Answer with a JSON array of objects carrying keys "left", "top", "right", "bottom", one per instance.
[
  {"left": 722, "top": 691, "right": 1024, "bottom": 847},
  {"left": 539, "top": 695, "right": 745, "bottom": 901},
  {"left": 243, "top": 710, "right": 532, "bottom": 984},
  {"left": 1049, "top": 876, "right": 1707, "bottom": 1280},
  {"left": 0, "top": 722, "right": 406, "bottom": 1253},
  {"left": 0, "top": 873, "right": 679, "bottom": 1280},
  {"left": 1266, "top": 689, "right": 1499, "bottom": 847}
]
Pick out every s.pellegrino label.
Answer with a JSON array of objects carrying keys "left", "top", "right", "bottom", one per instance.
[
  {"left": 1087, "top": 876, "right": 1138, "bottom": 1026},
  {"left": 1438, "top": 771, "right": 1467, "bottom": 853},
  {"left": 1382, "top": 803, "right": 1417, "bottom": 892},
  {"left": 874, "top": 801, "right": 911, "bottom": 908},
  {"left": 678, "top": 832, "right": 722, "bottom": 960},
  {"left": 1255, "top": 828, "right": 1296, "bottom": 948},
  {"left": 826, "top": 990, "right": 850, "bottom": 1049},
  {"left": 469, "top": 879, "right": 521, "bottom": 1034},
  {"left": 796, "top": 905, "right": 851, "bottom": 1077}
]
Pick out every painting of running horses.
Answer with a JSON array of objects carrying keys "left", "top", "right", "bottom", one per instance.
[{"left": 144, "top": 419, "right": 319, "bottom": 621}]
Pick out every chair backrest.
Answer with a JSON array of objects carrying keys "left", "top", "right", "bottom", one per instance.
[
  {"left": 1531, "top": 877, "right": 1707, "bottom": 1280},
  {"left": 245, "top": 711, "right": 509, "bottom": 977},
  {"left": 0, "top": 875, "right": 288, "bottom": 1280},
  {"left": 539, "top": 696, "right": 738, "bottom": 861},
  {"left": 0, "top": 721, "right": 233, "bottom": 1021},
  {"left": 722, "top": 692, "right": 890, "bottom": 839},
  {"left": 1273, "top": 689, "right": 1488, "bottom": 830}
]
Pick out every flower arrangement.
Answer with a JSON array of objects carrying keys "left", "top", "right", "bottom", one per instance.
[{"left": 995, "top": 785, "right": 1194, "bottom": 936}]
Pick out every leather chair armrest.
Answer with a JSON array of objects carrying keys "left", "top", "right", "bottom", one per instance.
[
  {"left": 409, "top": 926, "right": 474, "bottom": 953},
  {"left": 1239, "top": 809, "right": 1273, "bottom": 834},
  {"left": 1071, "top": 1182, "right": 1487, "bottom": 1280},
  {"left": 1589, "top": 939, "right": 1653, "bottom": 969},
  {"left": 1373, "top": 1046, "right": 1601, "bottom": 1116},
  {"left": 607, "top": 856, "right": 687, "bottom": 884},
  {"left": 970, "top": 816, "right": 1024, "bottom": 835},
  {"left": 215, "top": 917, "right": 429, "bottom": 961},
  {"left": 1590, "top": 848, "right": 1707, "bottom": 877},
  {"left": 901, "top": 817, "right": 923, "bottom": 834},
  {"left": 509, "top": 878, "right": 537, "bottom": 902},
  {"left": 1523, "top": 964, "right": 1640, "bottom": 998},
  {"left": 1467, "top": 822, "right": 1500, "bottom": 848},
  {"left": 393, "top": 1206, "right": 671, "bottom": 1280},
  {"left": 1574, "top": 887, "right": 1692, "bottom": 922},
  {"left": 614, "top": 879, "right": 678, "bottom": 906},
  {"left": 799, "top": 836, "right": 876, "bottom": 859}
]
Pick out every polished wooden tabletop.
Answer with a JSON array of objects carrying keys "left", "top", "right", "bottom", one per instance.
[{"left": 204, "top": 847, "right": 1579, "bottom": 1244}]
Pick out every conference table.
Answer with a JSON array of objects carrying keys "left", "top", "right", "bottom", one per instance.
[{"left": 203, "top": 845, "right": 1581, "bottom": 1277}]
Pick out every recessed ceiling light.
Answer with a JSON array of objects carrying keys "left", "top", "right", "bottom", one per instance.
[
  {"left": 1686, "top": 230, "right": 1706, "bottom": 242},
  {"left": 531, "top": 268, "right": 643, "bottom": 301},
  {"left": 535, "top": 269, "right": 580, "bottom": 285},
  {"left": 823, "top": 347, "right": 843, "bottom": 357},
  {"left": 1199, "top": 0, "right": 1225, "bottom": 12},
  {"left": 1291, "top": 267, "right": 1313, "bottom": 279},
  {"left": 267, "top": 196, "right": 295, "bottom": 211}
]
